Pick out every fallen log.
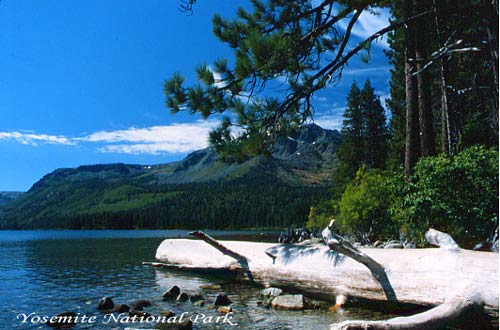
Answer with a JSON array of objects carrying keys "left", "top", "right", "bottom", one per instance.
[
  {"left": 330, "top": 295, "right": 485, "bottom": 330},
  {"left": 154, "top": 235, "right": 499, "bottom": 319}
]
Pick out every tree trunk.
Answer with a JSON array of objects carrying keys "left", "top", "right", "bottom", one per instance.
[
  {"left": 403, "top": 0, "right": 420, "bottom": 176},
  {"left": 154, "top": 239, "right": 499, "bottom": 317},
  {"left": 414, "top": 0, "right": 435, "bottom": 157},
  {"left": 432, "top": 0, "right": 452, "bottom": 155}
]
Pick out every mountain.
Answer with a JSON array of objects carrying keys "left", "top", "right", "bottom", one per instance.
[
  {"left": 0, "top": 192, "right": 24, "bottom": 207},
  {"left": 0, "top": 124, "right": 341, "bottom": 229}
]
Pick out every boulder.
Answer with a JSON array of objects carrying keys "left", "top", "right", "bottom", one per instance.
[
  {"left": 97, "top": 297, "right": 114, "bottom": 311},
  {"left": 216, "top": 306, "right": 233, "bottom": 313},
  {"left": 129, "top": 310, "right": 151, "bottom": 318},
  {"left": 192, "top": 300, "right": 205, "bottom": 307},
  {"left": 304, "top": 297, "right": 330, "bottom": 310},
  {"left": 159, "top": 310, "right": 176, "bottom": 318},
  {"left": 260, "top": 287, "right": 283, "bottom": 297},
  {"left": 113, "top": 304, "right": 130, "bottom": 313},
  {"left": 189, "top": 293, "right": 204, "bottom": 303},
  {"left": 271, "top": 294, "right": 304, "bottom": 310},
  {"left": 163, "top": 285, "right": 181, "bottom": 300},
  {"left": 129, "top": 299, "right": 152, "bottom": 311},
  {"left": 214, "top": 293, "right": 232, "bottom": 306},
  {"left": 176, "top": 293, "right": 189, "bottom": 302},
  {"left": 156, "top": 319, "right": 193, "bottom": 330}
]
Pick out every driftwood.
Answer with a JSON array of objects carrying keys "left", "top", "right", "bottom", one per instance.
[{"left": 154, "top": 227, "right": 499, "bottom": 328}]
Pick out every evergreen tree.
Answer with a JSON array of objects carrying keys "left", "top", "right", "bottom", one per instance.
[
  {"left": 362, "top": 80, "right": 389, "bottom": 169},
  {"left": 337, "top": 80, "right": 389, "bottom": 179},
  {"left": 337, "top": 82, "right": 365, "bottom": 180}
]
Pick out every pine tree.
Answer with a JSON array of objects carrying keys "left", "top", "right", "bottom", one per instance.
[
  {"left": 337, "top": 82, "right": 365, "bottom": 180},
  {"left": 362, "top": 80, "right": 389, "bottom": 169}
]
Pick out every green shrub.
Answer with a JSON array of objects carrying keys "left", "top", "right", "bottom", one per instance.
[
  {"left": 337, "top": 167, "right": 396, "bottom": 240},
  {"left": 392, "top": 145, "right": 498, "bottom": 247}
]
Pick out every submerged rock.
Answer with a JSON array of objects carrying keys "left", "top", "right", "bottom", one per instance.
[
  {"left": 189, "top": 293, "right": 204, "bottom": 303},
  {"left": 271, "top": 294, "right": 304, "bottom": 310},
  {"left": 129, "top": 310, "right": 151, "bottom": 318},
  {"left": 214, "top": 293, "right": 232, "bottom": 306},
  {"left": 260, "top": 287, "right": 282, "bottom": 297},
  {"left": 163, "top": 285, "right": 181, "bottom": 300},
  {"left": 199, "top": 284, "right": 222, "bottom": 290},
  {"left": 216, "top": 306, "right": 233, "bottom": 313},
  {"left": 113, "top": 304, "right": 130, "bottom": 313},
  {"left": 129, "top": 299, "right": 152, "bottom": 311},
  {"left": 192, "top": 300, "right": 205, "bottom": 307},
  {"left": 304, "top": 297, "right": 330, "bottom": 310},
  {"left": 97, "top": 297, "right": 114, "bottom": 311},
  {"left": 176, "top": 293, "right": 189, "bottom": 302},
  {"left": 45, "top": 311, "right": 77, "bottom": 328},
  {"left": 156, "top": 319, "right": 193, "bottom": 330},
  {"left": 159, "top": 310, "right": 176, "bottom": 318}
]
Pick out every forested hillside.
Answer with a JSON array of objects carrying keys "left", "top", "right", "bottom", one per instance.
[{"left": 0, "top": 124, "right": 340, "bottom": 229}]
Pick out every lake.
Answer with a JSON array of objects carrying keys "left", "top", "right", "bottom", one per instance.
[{"left": 0, "top": 230, "right": 433, "bottom": 329}]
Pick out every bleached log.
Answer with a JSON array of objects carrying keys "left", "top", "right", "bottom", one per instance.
[
  {"left": 155, "top": 238, "right": 499, "bottom": 317},
  {"left": 330, "top": 295, "right": 483, "bottom": 330},
  {"left": 322, "top": 220, "right": 396, "bottom": 301}
]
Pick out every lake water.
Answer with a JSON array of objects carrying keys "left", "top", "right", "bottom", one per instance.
[{"left": 0, "top": 230, "right": 479, "bottom": 330}]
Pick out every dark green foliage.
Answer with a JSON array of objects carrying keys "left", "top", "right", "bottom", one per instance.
[
  {"left": 336, "top": 80, "right": 389, "bottom": 180},
  {"left": 392, "top": 145, "right": 498, "bottom": 247},
  {"left": 362, "top": 80, "right": 389, "bottom": 168},
  {"left": 337, "top": 82, "right": 365, "bottom": 179}
]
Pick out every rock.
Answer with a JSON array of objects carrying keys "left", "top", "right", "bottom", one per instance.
[
  {"left": 216, "top": 306, "right": 233, "bottom": 313},
  {"left": 214, "top": 293, "right": 232, "bottom": 306},
  {"left": 473, "top": 241, "right": 492, "bottom": 251},
  {"left": 189, "top": 293, "right": 204, "bottom": 303},
  {"left": 156, "top": 319, "right": 193, "bottom": 330},
  {"left": 129, "top": 310, "right": 151, "bottom": 318},
  {"left": 159, "top": 310, "right": 175, "bottom": 317},
  {"left": 113, "top": 304, "right": 130, "bottom": 313},
  {"left": 260, "top": 287, "right": 283, "bottom": 297},
  {"left": 192, "top": 300, "right": 205, "bottom": 307},
  {"left": 45, "top": 311, "right": 77, "bottom": 328},
  {"left": 404, "top": 241, "right": 416, "bottom": 249},
  {"left": 97, "top": 297, "right": 114, "bottom": 311},
  {"left": 373, "top": 240, "right": 383, "bottom": 248},
  {"left": 271, "top": 294, "right": 304, "bottom": 310},
  {"left": 163, "top": 285, "right": 181, "bottom": 300},
  {"left": 304, "top": 297, "right": 330, "bottom": 309},
  {"left": 176, "top": 293, "right": 189, "bottom": 302},
  {"left": 199, "top": 284, "right": 222, "bottom": 290},
  {"left": 129, "top": 299, "right": 152, "bottom": 311}
]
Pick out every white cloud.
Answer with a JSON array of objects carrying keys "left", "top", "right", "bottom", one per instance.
[
  {"left": 343, "top": 65, "right": 392, "bottom": 76},
  {"left": 0, "top": 120, "right": 220, "bottom": 155},
  {"left": 0, "top": 131, "right": 74, "bottom": 146},
  {"left": 79, "top": 120, "right": 219, "bottom": 154},
  {"left": 311, "top": 106, "right": 345, "bottom": 130},
  {"left": 338, "top": 8, "right": 391, "bottom": 48}
]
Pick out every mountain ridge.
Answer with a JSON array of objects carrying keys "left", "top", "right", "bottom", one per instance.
[{"left": 0, "top": 124, "right": 341, "bottom": 229}]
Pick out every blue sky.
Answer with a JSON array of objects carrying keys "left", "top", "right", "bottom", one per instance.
[{"left": 0, "top": 0, "right": 391, "bottom": 191}]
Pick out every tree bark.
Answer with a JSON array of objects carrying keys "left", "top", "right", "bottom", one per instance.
[
  {"left": 414, "top": 0, "right": 435, "bottom": 157},
  {"left": 403, "top": 0, "right": 420, "bottom": 176},
  {"left": 432, "top": 0, "right": 452, "bottom": 154}
]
